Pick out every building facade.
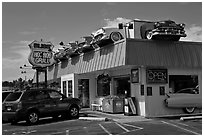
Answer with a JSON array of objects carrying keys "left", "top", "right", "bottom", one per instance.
[{"left": 38, "top": 38, "right": 202, "bottom": 117}]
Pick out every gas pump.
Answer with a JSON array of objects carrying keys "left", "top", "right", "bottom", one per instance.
[{"left": 124, "top": 91, "right": 137, "bottom": 116}]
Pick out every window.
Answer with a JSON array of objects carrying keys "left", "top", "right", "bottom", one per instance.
[
  {"left": 147, "top": 87, "right": 152, "bottom": 96},
  {"left": 68, "top": 80, "right": 73, "bottom": 97},
  {"left": 97, "top": 74, "right": 111, "bottom": 96},
  {"left": 36, "top": 91, "right": 49, "bottom": 100},
  {"left": 141, "top": 85, "right": 144, "bottom": 96},
  {"left": 62, "top": 81, "right": 67, "bottom": 96},
  {"left": 5, "top": 92, "right": 22, "bottom": 101},
  {"left": 114, "top": 77, "right": 130, "bottom": 97},
  {"left": 169, "top": 75, "right": 198, "bottom": 93},
  {"left": 48, "top": 90, "right": 62, "bottom": 99},
  {"left": 159, "top": 86, "right": 165, "bottom": 95}
]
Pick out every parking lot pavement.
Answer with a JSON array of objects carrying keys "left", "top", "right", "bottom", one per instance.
[{"left": 79, "top": 108, "right": 152, "bottom": 123}]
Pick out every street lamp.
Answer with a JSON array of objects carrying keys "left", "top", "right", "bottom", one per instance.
[{"left": 21, "top": 71, "right": 27, "bottom": 81}]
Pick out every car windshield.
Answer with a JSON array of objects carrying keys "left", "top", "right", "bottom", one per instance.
[
  {"left": 2, "top": 92, "right": 12, "bottom": 101},
  {"left": 175, "top": 88, "right": 196, "bottom": 94},
  {"left": 5, "top": 92, "right": 22, "bottom": 101}
]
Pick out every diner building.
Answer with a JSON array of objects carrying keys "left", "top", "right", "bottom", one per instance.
[{"left": 37, "top": 38, "right": 202, "bottom": 117}]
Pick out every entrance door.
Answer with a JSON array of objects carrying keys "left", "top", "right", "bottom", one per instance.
[
  {"left": 78, "top": 79, "right": 90, "bottom": 108},
  {"left": 114, "top": 77, "right": 131, "bottom": 97}
]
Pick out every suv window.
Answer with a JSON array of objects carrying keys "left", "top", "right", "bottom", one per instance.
[
  {"left": 48, "top": 90, "right": 63, "bottom": 99},
  {"left": 5, "top": 92, "right": 22, "bottom": 101},
  {"left": 35, "top": 90, "right": 49, "bottom": 100}
]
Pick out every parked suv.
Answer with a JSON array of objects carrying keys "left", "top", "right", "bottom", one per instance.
[{"left": 2, "top": 88, "right": 81, "bottom": 125}]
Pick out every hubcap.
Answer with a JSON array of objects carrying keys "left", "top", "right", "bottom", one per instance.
[
  {"left": 29, "top": 112, "right": 38, "bottom": 123},
  {"left": 70, "top": 108, "right": 78, "bottom": 117},
  {"left": 186, "top": 107, "right": 195, "bottom": 113},
  {"left": 146, "top": 32, "right": 152, "bottom": 39},
  {"left": 111, "top": 32, "right": 121, "bottom": 42}
]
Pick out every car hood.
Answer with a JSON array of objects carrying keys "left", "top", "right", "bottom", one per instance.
[
  {"left": 166, "top": 93, "right": 200, "bottom": 98},
  {"left": 91, "top": 27, "right": 124, "bottom": 37}
]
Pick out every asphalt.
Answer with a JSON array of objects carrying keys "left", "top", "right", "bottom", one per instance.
[{"left": 79, "top": 108, "right": 152, "bottom": 123}]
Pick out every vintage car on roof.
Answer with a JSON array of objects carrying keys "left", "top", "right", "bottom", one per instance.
[
  {"left": 140, "top": 19, "right": 187, "bottom": 41},
  {"left": 54, "top": 47, "right": 69, "bottom": 61},
  {"left": 66, "top": 41, "right": 81, "bottom": 57},
  {"left": 77, "top": 36, "right": 95, "bottom": 53},
  {"left": 91, "top": 27, "right": 124, "bottom": 47},
  {"left": 164, "top": 86, "right": 201, "bottom": 114}
]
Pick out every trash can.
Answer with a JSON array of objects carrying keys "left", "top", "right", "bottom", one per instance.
[
  {"left": 102, "top": 96, "right": 124, "bottom": 113},
  {"left": 124, "top": 97, "right": 137, "bottom": 116}
]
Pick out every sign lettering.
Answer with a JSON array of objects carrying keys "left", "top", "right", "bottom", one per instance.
[
  {"left": 147, "top": 68, "right": 168, "bottom": 83},
  {"left": 28, "top": 40, "right": 55, "bottom": 68}
]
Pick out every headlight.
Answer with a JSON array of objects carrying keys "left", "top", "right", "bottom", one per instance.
[
  {"left": 154, "top": 22, "right": 160, "bottom": 27},
  {"left": 179, "top": 23, "right": 185, "bottom": 28}
]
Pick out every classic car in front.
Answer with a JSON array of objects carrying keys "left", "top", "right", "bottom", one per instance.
[{"left": 165, "top": 87, "right": 201, "bottom": 114}]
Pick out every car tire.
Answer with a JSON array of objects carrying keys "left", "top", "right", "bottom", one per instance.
[
  {"left": 26, "top": 111, "right": 39, "bottom": 125},
  {"left": 183, "top": 107, "right": 196, "bottom": 114},
  {"left": 145, "top": 30, "right": 153, "bottom": 40},
  {"left": 171, "top": 36, "right": 180, "bottom": 41},
  {"left": 68, "top": 105, "right": 79, "bottom": 119},
  {"left": 110, "top": 32, "right": 122, "bottom": 42},
  {"left": 11, "top": 120, "right": 18, "bottom": 125}
]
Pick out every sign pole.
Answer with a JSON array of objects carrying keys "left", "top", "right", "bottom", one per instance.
[
  {"left": 36, "top": 69, "right": 39, "bottom": 88},
  {"left": 45, "top": 68, "right": 47, "bottom": 88}
]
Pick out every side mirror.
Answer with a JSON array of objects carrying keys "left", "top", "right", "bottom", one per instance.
[
  {"left": 118, "top": 23, "right": 123, "bottom": 29},
  {"left": 128, "top": 23, "right": 133, "bottom": 29}
]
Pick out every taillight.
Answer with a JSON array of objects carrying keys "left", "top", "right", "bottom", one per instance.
[
  {"left": 164, "top": 99, "right": 168, "bottom": 106},
  {"left": 17, "top": 102, "right": 22, "bottom": 110}
]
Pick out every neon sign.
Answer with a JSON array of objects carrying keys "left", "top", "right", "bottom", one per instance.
[{"left": 146, "top": 68, "right": 168, "bottom": 84}]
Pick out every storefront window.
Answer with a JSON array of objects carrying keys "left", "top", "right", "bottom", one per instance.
[
  {"left": 97, "top": 74, "right": 111, "bottom": 96},
  {"left": 114, "top": 77, "right": 130, "bottom": 97},
  {"left": 62, "top": 81, "right": 66, "bottom": 96},
  {"left": 169, "top": 75, "right": 198, "bottom": 93},
  {"left": 68, "top": 80, "right": 73, "bottom": 97}
]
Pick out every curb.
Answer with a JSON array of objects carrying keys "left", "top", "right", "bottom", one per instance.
[
  {"left": 79, "top": 117, "right": 110, "bottom": 121},
  {"left": 180, "top": 116, "right": 202, "bottom": 121}
]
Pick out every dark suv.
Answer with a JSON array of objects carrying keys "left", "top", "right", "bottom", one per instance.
[{"left": 2, "top": 88, "right": 81, "bottom": 125}]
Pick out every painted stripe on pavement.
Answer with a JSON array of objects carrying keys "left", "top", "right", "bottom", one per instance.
[
  {"left": 115, "top": 122, "right": 130, "bottom": 132},
  {"left": 161, "top": 121, "right": 200, "bottom": 135},
  {"left": 98, "top": 124, "right": 112, "bottom": 135}
]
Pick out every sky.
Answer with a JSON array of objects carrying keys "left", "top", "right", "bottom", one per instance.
[{"left": 2, "top": 2, "right": 202, "bottom": 82}]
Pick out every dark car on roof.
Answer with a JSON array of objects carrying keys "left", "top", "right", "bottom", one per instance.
[
  {"left": 2, "top": 88, "right": 81, "bottom": 125},
  {"left": 140, "top": 20, "right": 187, "bottom": 41}
]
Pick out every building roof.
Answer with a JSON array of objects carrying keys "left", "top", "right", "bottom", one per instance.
[{"left": 36, "top": 39, "right": 201, "bottom": 82}]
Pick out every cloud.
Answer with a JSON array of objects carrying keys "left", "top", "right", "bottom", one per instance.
[
  {"left": 103, "top": 17, "right": 132, "bottom": 28},
  {"left": 180, "top": 24, "right": 202, "bottom": 42}
]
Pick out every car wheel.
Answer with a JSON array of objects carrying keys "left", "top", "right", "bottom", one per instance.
[
  {"left": 145, "top": 30, "right": 153, "bottom": 40},
  {"left": 110, "top": 32, "right": 122, "bottom": 42},
  {"left": 183, "top": 107, "right": 196, "bottom": 114},
  {"left": 69, "top": 105, "right": 79, "bottom": 119},
  {"left": 52, "top": 115, "right": 59, "bottom": 120},
  {"left": 11, "top": 120, "right": 18, "bottom": 125},
  {"left": 171, "top": 36, "right": 180, "bottom": 41},
  {"left": 26, "top": 111, "right": 39, "bottom": 125}
]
